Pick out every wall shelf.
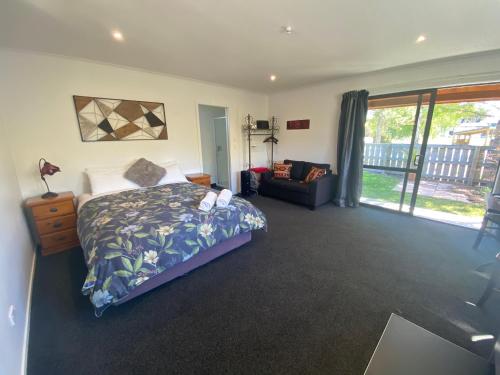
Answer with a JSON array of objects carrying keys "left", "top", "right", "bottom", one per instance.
[{"left": 243, "top": 115, "right": 279, "bottom": 169}]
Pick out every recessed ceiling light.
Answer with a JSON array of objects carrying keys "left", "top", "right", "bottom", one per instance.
[
  {"left": 416, "top": 35, "right": 426, "bottom": 43},
  {"left": 112, "top": 30, "right": 124, "bottom": 41},
  {"left": 270, "top": 75, "right": 277, "bottom": 81},
  {"left": 282, "top": 25, "right": 293, "bottom": 34}
]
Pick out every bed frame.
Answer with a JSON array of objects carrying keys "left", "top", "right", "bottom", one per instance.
[{"left": 115, "top": 232, "right": 252, "bottom": 305}]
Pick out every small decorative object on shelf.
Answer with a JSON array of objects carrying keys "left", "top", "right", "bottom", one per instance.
[
  {"left": 242, "top": 113, "right": 256, "bottom": 131},
  {"left": 38, "top": 158, "right": 61, "bottom": 199},
  {"left": 256, "top": 120, "right": 269, "bottom": 129}
]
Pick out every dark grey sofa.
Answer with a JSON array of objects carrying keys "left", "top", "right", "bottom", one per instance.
[{"left": 258, "top": 159, "right": 337, "bottom": 209}]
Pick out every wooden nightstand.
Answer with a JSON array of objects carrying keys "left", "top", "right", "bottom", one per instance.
[
  {"left": 186, "top": 173, "right": 212, "bottom": 187},
  {"left": 25, "top": 191, "right": 80, "bottom": 256}
]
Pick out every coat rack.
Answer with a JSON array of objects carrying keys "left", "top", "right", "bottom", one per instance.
[
  {"left": 242, "top": 114, "right": 279, "bottom": 169},
  {"left": 263, "top": 116, "right": 279, "bottom": 167}
]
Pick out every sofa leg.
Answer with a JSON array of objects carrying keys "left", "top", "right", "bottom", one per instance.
[{"left": 309, "top": 206, "right": 316, "bottom": 211}]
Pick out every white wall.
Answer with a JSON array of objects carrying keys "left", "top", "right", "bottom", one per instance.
[
  {"left": 0, "top": 49, "right": 268, "bottom": 197},
  {"left": 269, "top": 51, "right": 500, "bottom": 172},
  {"left": 0, "top": 115, "right": 35, "bottom": 375}
]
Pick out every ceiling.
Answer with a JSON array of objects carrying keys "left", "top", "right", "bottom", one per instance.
[{"left": 1, "top": 0, "right": 500, "bottom": 93}]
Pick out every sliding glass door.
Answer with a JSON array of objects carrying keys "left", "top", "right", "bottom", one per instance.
[
  {"left": 363, "top": 83, "right": 500, "bottom": 228},
  {"left": 411, "top": 85, "right": 500, "bottom": 228},
  {"left": 361, "top": 90, "right": 436, "bottom": 213}
]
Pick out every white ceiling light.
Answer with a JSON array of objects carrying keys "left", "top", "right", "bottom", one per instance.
[
  {"left": 270, "top": 75, "right": 277, "bottom": 81},
  {"left": 112, "top": 30, "right": 124, "bottom": 41},
  {"left": 282, "top": 25, "right": 293, "bottom": 34},
  {"left": 416, "top": 35, "right": 426, "bottom": 43}
]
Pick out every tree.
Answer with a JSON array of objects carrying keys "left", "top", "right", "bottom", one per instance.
[{"left": 365, "top": 102, "right": 488, "bottom": 143}]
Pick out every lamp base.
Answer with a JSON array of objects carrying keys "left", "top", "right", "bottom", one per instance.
[{"left": 41, "top": 191, "right": 58, "bottom": 199}]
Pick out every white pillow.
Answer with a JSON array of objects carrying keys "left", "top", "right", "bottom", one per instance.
[
  {"left": 86, "top": 166, "right": 138, "bottom": 195},
  {"left": 85, "top": 160, "right": 188, "bottom": 195},
  {"left": 157, "top": 162, "right": 188, "bottom": 185}
]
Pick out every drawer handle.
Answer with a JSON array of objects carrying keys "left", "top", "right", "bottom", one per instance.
[
  {"left": 56, "top": 236, "right": 67, "bottom": 241},
  {"left": 53, "top": 220, "right": 62, "bottom": 228},
  {"left": 50, "top": 207, "right": 58, "bottom": 213}
]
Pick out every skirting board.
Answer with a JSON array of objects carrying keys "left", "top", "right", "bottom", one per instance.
[{"left": 21, "top": 252, "right": 36, "bottom": 375}]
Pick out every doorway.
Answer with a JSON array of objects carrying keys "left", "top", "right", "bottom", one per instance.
[
  {"left": 198, "top": 104, "right": 230, "bottom": 189},
  {"left": 362, "top": 83, "right": 500, "bottom": 228}
]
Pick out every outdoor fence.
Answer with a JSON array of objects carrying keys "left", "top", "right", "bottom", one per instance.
[{"left": 363, "top": 143, "right": 498, "bottom": 185}]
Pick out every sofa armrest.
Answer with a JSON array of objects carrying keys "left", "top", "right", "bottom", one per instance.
[
  {"left": 308, "top": 173, "right": 333, "bottom": 189},
  {"left": 307, "top": 173, "right": 336, "bottom": 207}
]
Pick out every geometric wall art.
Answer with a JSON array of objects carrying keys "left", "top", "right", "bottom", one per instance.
[{"left": 73, "top": 96, "right": 168, "bottom": 141}]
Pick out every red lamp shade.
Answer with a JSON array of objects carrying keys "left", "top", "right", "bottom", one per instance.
[
  {"left": 40, "top": 161, "right": 60, "bottom": 177},
  {"left": 38, "top": 158, "right": 61, "bottom": 199}
]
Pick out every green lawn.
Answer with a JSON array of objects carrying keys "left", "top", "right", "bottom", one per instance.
[{"left": 362, "top": 172, "right": 485, "bottom": 217}]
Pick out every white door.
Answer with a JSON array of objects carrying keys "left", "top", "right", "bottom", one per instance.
[{"left": 214, "top": 118, "right": 229, "bottom": 188}]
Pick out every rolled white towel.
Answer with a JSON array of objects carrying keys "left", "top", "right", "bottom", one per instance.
[
  {"left": 199, "top": 191, "right": 217, "bottom": 212},
  {"left": 216, "top": 189, "right": 233, "bottom": 208}
]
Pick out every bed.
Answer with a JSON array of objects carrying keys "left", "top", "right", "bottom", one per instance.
[{"left": 77, "top": 179, "right": 266, "bottom": 317}]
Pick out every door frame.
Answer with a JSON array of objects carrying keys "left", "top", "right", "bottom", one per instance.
[
  {"left": 195, "top": 103, "right": 232, "bottom": 191},
  {"left": 212, "top": 115, "right": 231, "bottom": 188},
  {"left": 364, "top": 88, "right": 437, "bottom": 215}
]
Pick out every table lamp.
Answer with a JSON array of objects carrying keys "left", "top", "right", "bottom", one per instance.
[{"left": 39, "top": 158, "right": 60, "bottom": 199}]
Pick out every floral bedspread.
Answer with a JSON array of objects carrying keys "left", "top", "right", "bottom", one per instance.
[{"left": 77, "top": 183, "right": 266, "bottom": 316}]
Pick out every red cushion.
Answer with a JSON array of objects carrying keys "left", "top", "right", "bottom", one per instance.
[
  {"left": 250, "top": 167, "right": 271, "bottom": 173},
  {"left": 304, "top": 167, "right": 326, "bottom": 183},
  {"left": 273, "top": 163, "right": 292, "bottom": 179}
]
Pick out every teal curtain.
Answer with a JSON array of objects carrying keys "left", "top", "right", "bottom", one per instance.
[{"left": 334, "top": 90, "right": 369, "bottom": 207}]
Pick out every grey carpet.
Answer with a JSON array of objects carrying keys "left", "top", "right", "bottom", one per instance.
[{"left": 28, "top": 196, "right": 500, "bottom": 375}]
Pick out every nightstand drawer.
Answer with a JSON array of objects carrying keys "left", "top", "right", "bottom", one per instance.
[
  {"left": 32, "top": 200, "right": 75, "bottom": 220},
  {"left": 36, "top": 214, "right": 76, "bottom": 235},
  {"left": 40, "top": 228, "right": 79, "bottom": 249}
]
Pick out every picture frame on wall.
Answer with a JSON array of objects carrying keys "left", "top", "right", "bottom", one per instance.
[
  {"left": 73, "top": 95, "right": 168, "bottom": 142},
  {"left": 286, "top": 119, "right": 310, "bottom": 130}
]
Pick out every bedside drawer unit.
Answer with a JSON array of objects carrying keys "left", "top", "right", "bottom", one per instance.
[
  {"left": 186, "top": 173, "right": 212, "bottom": 187},
  {"left": 36, "top": 214, "right": 77, "bottom": 235},
  {"left": 40, "top": 228, "right": 79, "bottom": 250},
  {"left": 25, "top": 191, "right": 80, "bottom": 256}
]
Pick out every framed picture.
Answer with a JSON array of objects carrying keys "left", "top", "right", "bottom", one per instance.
[
  {"left": 287, "top": 119, "right": 310, "bottom": 130},
  {"left": 73, "top": 96, "right": 167, "bottom": 141}
]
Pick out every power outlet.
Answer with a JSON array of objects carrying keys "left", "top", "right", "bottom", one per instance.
[{"left": 8, "top": 305, "right": 15, "bottom": 326}]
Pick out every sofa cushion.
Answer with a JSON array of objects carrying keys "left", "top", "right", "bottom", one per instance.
[
  {"left": 301, "top": 162, "right": 331, "bottom": 180},
  {"left": 268, "top": 178, "right": 308, "bottom": 193},
  {"left": 305, "top": 166, "right": 327, "bottom": 183},
  {"left": 273, "top": 163, "right": 292, "bottom": 179},
  {"left": 284, "top": 160, "right": 305, "bottom": 181}
]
